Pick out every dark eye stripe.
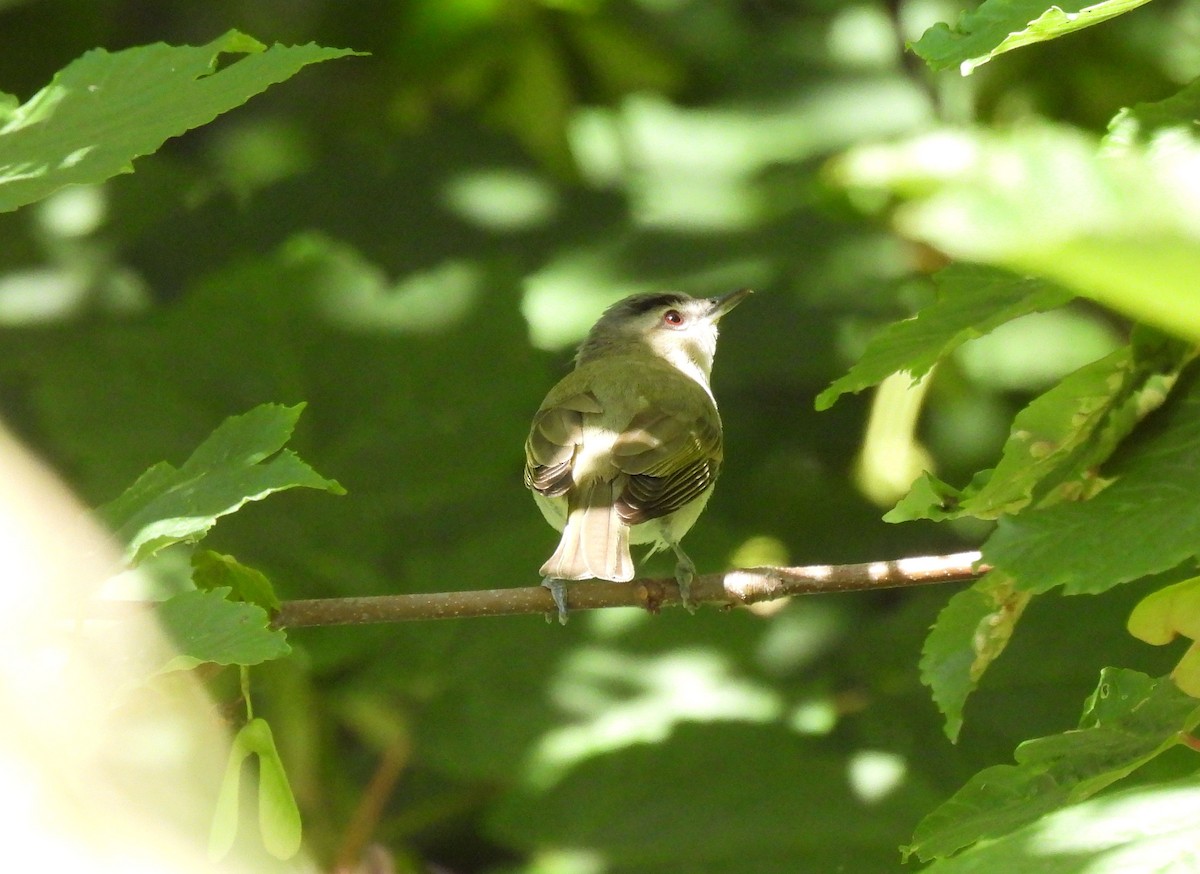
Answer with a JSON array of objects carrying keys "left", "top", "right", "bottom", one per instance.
[{"left": 624, "top": 292, "right": 689, "bottom": 316}]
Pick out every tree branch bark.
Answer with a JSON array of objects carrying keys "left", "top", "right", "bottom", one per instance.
[{"left": 274, "top": 551, "right": 987, "bottom": 627}]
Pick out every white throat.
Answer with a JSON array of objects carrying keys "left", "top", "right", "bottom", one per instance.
[{"left": 649, "top": 330, "right": 717, "bottom": 398}]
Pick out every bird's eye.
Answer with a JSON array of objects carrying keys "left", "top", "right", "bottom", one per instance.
[{"left": 662, "top": 309, "right": 684, "bottom": 326}]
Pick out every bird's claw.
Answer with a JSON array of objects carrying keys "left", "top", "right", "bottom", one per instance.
[
  {"left": 675, "top": 558, "right": 697, "bottom": 614},
  {"left": 542, "top": 578, "right": 569, "bottom": 625}
]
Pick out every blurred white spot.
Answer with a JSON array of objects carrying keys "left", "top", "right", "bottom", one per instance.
[
  {"left": 848, "top": 749, "right": 907, "bottom": 803},
  {"left": 0, "top": 269, "right": 88, "bottom": 324},
  {"left": 443, "top": 168, "right": 557, "bottom": 231},
  {"left": 36, "top": 185, "right": 106, "bottom": 237}
]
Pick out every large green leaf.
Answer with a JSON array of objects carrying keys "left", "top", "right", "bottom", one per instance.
[
  {"left": 920, "top": 574, "right": 1031, "bottom": 742},
  {"left": 0, "top": 30, "right": 361, "bottom": 212},
  {"left": 99, "top": 403, "right": 345, "bottom": 565},
  {"left": 907, "top": 668, "right": 1200, "bottom": 861},
  {"left": 834, "top": 124, "right": 1200, "bottom": 342},
  {"left": 816, "top": 264, "right": 1072, "bottom": 411},
  {"left": 156, "top": 587, "right": 290, "bottom": 672},
  {"left": 912, "top": 0, "right": 1153, "bottom": 74},
  {"left": 889, "top": 331, "right": 1187, "bottom": 522},
  {"left": 921, "top": 774, "right": 1200, "bottom": 873},
  {"left": 985, "top": 367, "right": 1200, "bottom": 595}
]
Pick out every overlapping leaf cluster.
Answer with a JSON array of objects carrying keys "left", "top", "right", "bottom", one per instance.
[{"left": 823, "top": 0, "right": 1200, "bottom": 864}]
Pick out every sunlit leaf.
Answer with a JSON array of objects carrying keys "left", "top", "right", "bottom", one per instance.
[
  {"left": 985, "top": 368, "right": 1200, "bottom": 595},
  {"left": 889, "top": 331, "right": 1188, "bottom": 521},
  {"left": 816, "top": 264, "right": 1072, "bottom": 411},
  {"left": 99, "top": 403, "right": 345, "bottom": 565},
  {"left": 0, "top": 31, "right": 362, "bottom": 212},
  {"left": 912, "top": 0, "right": 1153, "bottom": 75},
  {"left": 907, "top": 669, "right": 1200, "bottom": 860},
  {"left": 835, "top": 125, "right": 1200, "bottom": 342},
  {"left": 920, "top": 775, "right": 1200, "bottom": 873},
  {"left": 1128, "top": 577, "right": 1200, "bottom": 696}
]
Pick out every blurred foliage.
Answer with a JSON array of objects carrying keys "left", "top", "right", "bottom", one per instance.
[{"left": 2, "top": 0, "right": 1199, "bottom": 871}]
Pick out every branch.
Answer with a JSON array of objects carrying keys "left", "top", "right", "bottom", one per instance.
[{"left": 274, "top": 551, "right": 988, "bottom": 628}]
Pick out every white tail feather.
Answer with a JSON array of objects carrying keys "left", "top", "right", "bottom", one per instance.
[{"left": 539, "top": 480, "right": 633, "bottom": 581}]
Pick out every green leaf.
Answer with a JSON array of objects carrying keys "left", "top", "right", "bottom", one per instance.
[
  {"left": 192, "top": 550, "right": 281, "bottom": 612},
  {"left": 907, "top": 668, "right": 1200, "bottom": 861},
  {"left": 156, "top": 588, "right": 290, "bottom": 672},
  {"left": 816, "top": 264, "right": 1073, "bottom": 410},
  {"left": 911, "top": 0, "right": 1153, "bottom": 75},
  {"left": 985, "top": 367, "right": 1200, "bottom": 595},
  {"left": 920, "top": 574, "right": 1032, "bottom": 741},
  {"left": 920, "top": 774, "right": 1200, "bottom": 873},
  {"left": 209, "top": 718, "right": 302, "bottom": 861},
  {"left": 835, "top": 125, "right": 1200, "bottom": 342},
  {"left": 1107, "top": 76, "right": 1200, "bottom": 148},
  {"left": 99, "top": 402, "right": 345, "bottom": 565},
  {"left": 889, "top": 333, "right": 1188, "bottom": 522},
  {"left": 885, "top": 470, "right": 973, "bottom": 522},
  {"left": 0, "top": 31, "right": 362, "bottom": 212}
]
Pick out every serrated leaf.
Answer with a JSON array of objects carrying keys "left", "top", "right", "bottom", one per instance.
[
  {"left": 816, "top": 264, "right": 1072, "bottom": 410},
  {"left": 835, "top": 125, "right": 1200, "bottom": 342},
  {"left": 907, "top": 668, "right": 1200, "bottom": 861},
  {"left": 885, "top": 469, "right": 983, "bottom": 522},
  {"left": 156, "top": 588, "right": 290, "bottom": 671},
  {"left": 911, "top": 0, "right": 1153, "bottom": 75},
  {"left": 192, "top": 550, "right": 281, "bottom": 612},
  {"left": 209, "top": 718, "right": 302, "bottom": 862},
  {"left": 99, "top": 403, "right": 345, "bottom": 565},
  {"left": 985, "top": 368, "right": 1200, "bottom": 595},
  {"left": 920, "top": 774, "right": 1200, "bottom": 873},
  {"left": 891, "top": 335, "right": 1187, "bottom": 521},
  {"left": 920, "top": 574, "right": 1032, "bottom": 741},
  {"left": 0, "top": 31, "right": 362, "bottom": 212}
]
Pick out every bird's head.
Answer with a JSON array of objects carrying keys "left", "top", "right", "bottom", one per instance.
[{"left": 576, "top": 288, "right": 752, "bottom": 384}]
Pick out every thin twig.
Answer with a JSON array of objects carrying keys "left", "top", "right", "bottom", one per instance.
[
  {"left": 333, "top": 734, "right": 411, "bottom": 874},
  {"left": 274, "top": 551, "right": 987, "bottom": 628}
]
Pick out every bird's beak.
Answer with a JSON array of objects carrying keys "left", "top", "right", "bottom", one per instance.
[{"left": 706, "top": 287, "right": 753, "bottom": 321}]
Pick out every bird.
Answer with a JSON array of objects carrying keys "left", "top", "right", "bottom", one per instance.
[{"left": 524, "top": 287, "right": 751, "bottom": 622}]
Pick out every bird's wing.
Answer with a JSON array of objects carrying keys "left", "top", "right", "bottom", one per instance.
[
  {"left": 611, "top": 405, "right": 723, "bottom": 525},
  {"left": 524, "top": 391, "right": 603, "bottom": 497}
]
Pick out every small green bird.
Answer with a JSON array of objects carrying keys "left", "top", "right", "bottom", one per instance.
[{"left": 524, "top": 288, "right": 751, "bottom": 622}]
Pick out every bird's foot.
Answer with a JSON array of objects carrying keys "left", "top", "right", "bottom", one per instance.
[
  {"left": 541, "top": 577, "right": 569, "bottom": 625},
  {"left": 674, "top": 555, "right": 698, "bottom": 615}
]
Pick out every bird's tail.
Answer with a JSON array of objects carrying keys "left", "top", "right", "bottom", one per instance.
[{"left": 539, "top": 480, "right": 633, "bottom": 582}]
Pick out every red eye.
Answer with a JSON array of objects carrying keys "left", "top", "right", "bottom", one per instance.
[{"left": 663, "top": 309, "right": 684, "bottom": 326}]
